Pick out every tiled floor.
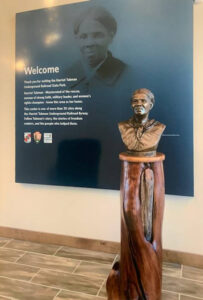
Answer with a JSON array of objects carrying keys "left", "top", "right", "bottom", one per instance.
[{"left": 0, "top": 237, "right": 202, "bottom": 299}]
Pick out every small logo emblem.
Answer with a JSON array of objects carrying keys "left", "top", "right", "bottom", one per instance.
[
  {"left": 24, "top": 132, "right": 31, "bottom": 143},
  {"left": 44, "top": 133, "right": 53, "bottom": 144},
  {"left": 33, "top": 131, "right": 42, "bottom": 144}
]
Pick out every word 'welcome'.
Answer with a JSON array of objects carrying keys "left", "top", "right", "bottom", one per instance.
[{"left": 24, "top": 66, "right": 60, "bottom": 75}]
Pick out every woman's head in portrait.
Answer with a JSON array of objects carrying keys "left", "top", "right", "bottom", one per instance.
[{"left": 73, "top": 6, "right": 117, "bottom": 68}]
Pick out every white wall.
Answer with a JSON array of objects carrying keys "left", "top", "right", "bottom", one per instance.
[{"left": 0, "top": 0, "right": 202, "bottom": 255}]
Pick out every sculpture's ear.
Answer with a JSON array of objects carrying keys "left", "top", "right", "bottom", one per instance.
[{"left": 150, "top": 102, "right": 154, "bottom": 110}]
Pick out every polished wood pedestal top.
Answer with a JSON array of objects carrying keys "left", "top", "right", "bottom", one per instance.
[{"left": 119, "top": 152, "right": 165, "bottom": 163}]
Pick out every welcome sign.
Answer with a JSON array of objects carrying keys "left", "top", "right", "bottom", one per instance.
[{"left": 16, "top": 0, "right": 193, "bottom": 196}]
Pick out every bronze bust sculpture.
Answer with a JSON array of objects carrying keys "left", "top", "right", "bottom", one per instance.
[{"left": 118, "top": 88, "right": 165, "bottom": 156}]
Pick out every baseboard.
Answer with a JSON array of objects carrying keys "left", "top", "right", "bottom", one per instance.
[
  {"left": 0, "top": 226, "right": 202, "bottom": 268},
  {"left": 162, "top": 249, "right": 203, "bottom": 269},
  {"left": 0, "top": 226, "right": 119, "bottom": 253}
]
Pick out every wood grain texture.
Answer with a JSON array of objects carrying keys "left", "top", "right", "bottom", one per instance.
[
  {"left": 119, "top": 152, "right": 165, "bottom": 163},
  {"left": 107, "top": 157, "right": 165, "bottom": 300}
]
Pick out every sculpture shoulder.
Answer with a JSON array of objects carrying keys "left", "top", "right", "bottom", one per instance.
[
  {"left": 118, "top": 119, "right": 132, "bottom": 132},
  {"left": 150, "top": 121, "right": 166, "bottom": 135}
]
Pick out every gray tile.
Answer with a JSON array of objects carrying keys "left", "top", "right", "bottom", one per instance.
[
  {"left": 163, "top": 275, "right": 203, "bottom": 298},
  {"left": 162, "top": 262, "right": 182, "bottom": 277},
  {"left": 163, "top": 262, "right": 181, "bottom": 269},
  {"left": 182, "top": 265, "right": 203, "bottom": 282},
  {"left": 32, "top": 269, "right": 103, "bottom": 295},
  {"left": 0, "top": 248, "right": 25, "bottom": 262},
  {"left": 180, "top": 295, "right": 203, "bottom": 300},
  {"left": 100, "top": 284, "right": 180, "bottom": 299},
  {"left": 0, "top": 238, "right": 11, "bottom": 248},
  {"left": 18, "top": 252, "right": 80, "bottom": 273},
  {"left": 56, "top": 290, "right": 106, "bottom": 299},
  {"left": 162, "top": 290, "right": 179, "bottom": 300},
  {"left": 0, "top": 277, "right": 59, "bottom": 300},
  {"left": 74, "top": 261, "right": 111, "bottom": 279},
  {"left": 0, "top": 260, "right": 39, "bottom": 281},
  {"left": 56, "top": 246, "right": 115, "bottom": 265},
  {"left": 5, "top": 239, "right": 60, "bottom": 255}
]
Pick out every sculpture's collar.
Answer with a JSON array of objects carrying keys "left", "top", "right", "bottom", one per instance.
[{"left": 128, "top": 118, "right": 157, "bottom": 130}]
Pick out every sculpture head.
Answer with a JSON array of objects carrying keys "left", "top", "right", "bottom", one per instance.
[
  {"left": 131, "top": 88, "right": 155, "bottom": 117},
  {"left": 118, "top": 88, "right": 165, "bottom": 156},
  {"left": 74, "top": 6, "right": 117, "bottom": 67}
]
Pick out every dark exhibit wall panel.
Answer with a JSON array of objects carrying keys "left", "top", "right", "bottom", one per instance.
[{"left": 15, "top": 0, "right": 194, "bottom": 196}]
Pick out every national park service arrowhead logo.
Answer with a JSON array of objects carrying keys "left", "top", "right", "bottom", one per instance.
[{"left": 33, "top": 131, "right": 42, "bottom": 144}]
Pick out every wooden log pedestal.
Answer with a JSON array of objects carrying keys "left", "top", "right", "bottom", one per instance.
[{"left": 107, "top": 152, "right": 165, "bottom": 300}]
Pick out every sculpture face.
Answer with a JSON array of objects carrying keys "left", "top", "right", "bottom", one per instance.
[
  {"left": 131, "top": 93, "right": 153, "bottom": 116},
  {"left": 76, "top": 18, "right": 113, "bottom": 67}
]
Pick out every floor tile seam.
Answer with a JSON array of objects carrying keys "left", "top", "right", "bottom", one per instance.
[
  {"left": 71, "top": 260, "right": 82, "bottom": 274},
  {"left": 0, "top": 239, "right": 101, "bottom": 255},
  {"left": 162, "top": 288, "right": 203, "bottom": 299},
  {"left": 0, "top": 275, "right": 60, "bottom": 291},
  {"left": 6, "top": 260, "right": 80, "bottom": 275},
  {"left": 2, "top": 249, "right": 81, "bottom": 263},
  {"left": 1, "top": 246, "right": 116, "bottom": 265},
  {"left": 54, "top": 255, "right": 114, "bottom": 266},
  {"left": 29, "top": 265, "right": 104, "bottom": 281},
  {"left": 162, "top": 266, "right": 182, "bottom": 272},
  {"left": 0, "top": 258, "right": 40, "bottom": 271},
  {"left": 0, "top": 274, "right": 102, "bottom": 299},
  {"left": 0, "top": 247, "right": 26, "bottom": 254},
  {"left": 72, "top": 258, "right": 113, "bottom": 267},
  {"left": 181, "top": 275, "right": 203, "bottom": 283},
  {"left": 163, "top": 273, "right": 203, "bottom": 284},
  {"left": 53, "top": 246, "right": 63, "bottom": 256},
  {"left": 72, "top": 271, "right": 108, "bottom": 281},
  {"left": 162, "top": 266, "right": 181, "bottom": 270},
  {"left": 59, "top": 287, "right": 102, "bottom": 298},
  {"left": 14, "top": 251, "right": 28, "bottom": 263},
  {"left": 52, "top": 289, "right": 62, "bottom": 300},
  {"left": 162, "top": 271, "right": 182, "bottom": 278},
  {"left": 1, "top": 239, "right": 13, "bottom": 248},
  {"left": 2, "top": 248, "right": 64, "bottom": 257},
  {"left": 179, "top": 292, "right": 203, "bottom": 299},
  {"left": 29, "top": 268, "right": 42, "bottom": 282},
  {"left": 161, "top": 289, "right": 180, "bottom": 295},
  {"left": 56, "top": 246, "right": 116, "bottom": 256},
  {"left": 0, "top": 294, "right": 14, "bottom": 300},
  {"left": 77, "top": 259, "right": 114, "bottom": 267},
  {"left": 15, "top": 253, "right": 81, "bottom": 266},
  {"left": 96, "top": 278, "right": 106, "bottom": 297},
  {"left": 7, "top": 248, "right": 113, "bottom": 266},
  {"left": 1, "top": 259, "right": 106, "bottom": 281},
  {"left": 182, "top": 265, "right": 203, "bottom": 270}
]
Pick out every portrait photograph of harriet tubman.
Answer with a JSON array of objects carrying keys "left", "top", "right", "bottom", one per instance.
[{"left": 67, "top": 6, "right": 128, "bottom": 93}]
